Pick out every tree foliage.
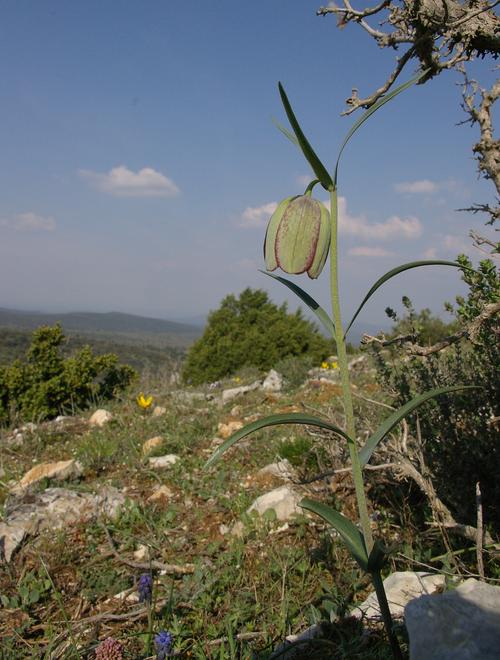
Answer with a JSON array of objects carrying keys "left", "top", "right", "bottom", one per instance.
[
  {"left": 371, "top": 257, "right": 500, "bottom": 528},
  {"left": 182, "top": 288, "right": 332, "bottom": 385},
  {"left": 0, "top": 324, "right": 136, "bottom": 425}
]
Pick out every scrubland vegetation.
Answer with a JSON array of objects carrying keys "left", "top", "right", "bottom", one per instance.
[{"left": 0, "top": 261, "right": 498, "bottom": 659}]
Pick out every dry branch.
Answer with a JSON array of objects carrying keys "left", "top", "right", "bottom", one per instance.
[{"left": 362, "top": 300, "right": 500, "bottom": 355}]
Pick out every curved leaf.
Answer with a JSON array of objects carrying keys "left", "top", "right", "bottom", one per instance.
[
  {"left": 359, "top": 385, "right": 479, "bottom": 467},
  {"left": 272, "top": 117, "right": 299, "bottom": 147},
  {"left": 260, "top": 270, "right": 335, "bottom": 338},
  {"left": 344, "top": 260, "right": 464, "bottom": 339},
  {"left": 278, "top": 82, "right": 333, "bottom": 191},
  {"left": 300, "top": 498, "right": 368, "bottom": 570},
  {"left": 334, "top": 68, "right": 429, "bottom": 186},
  {"left": 205, "top": 413, "right": 352, "bottom": 468}
]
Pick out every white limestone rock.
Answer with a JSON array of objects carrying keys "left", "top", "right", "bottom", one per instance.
[
  {"left": 148, "top": 454, "right": 180, "bottom": 469},
  {"left": 88, "top": 409, "right": 114, "bottom": 427},
  {"left": 405, "top": 578, "right": 500, "bottom": 660},
  {"left": 351, "top": 571, "right": 446, "bottom": 620},
  {"left": 262, "top": 369, "right": 283, "bottom": 392}
]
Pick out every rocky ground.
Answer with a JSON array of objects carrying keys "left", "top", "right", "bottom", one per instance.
[{"left": 1, "top": 360, "right": 499, "bottom": 659}]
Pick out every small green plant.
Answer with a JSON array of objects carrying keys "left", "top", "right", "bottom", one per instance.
[
  {"left": 205, "top": 71, "right": 478, "bottom": 658},
  {"left": 0, "top": 323, "right": 136, "bottom": 424},
  {"left": 0, "top": 569, "right": 52, "bottom": 611}
]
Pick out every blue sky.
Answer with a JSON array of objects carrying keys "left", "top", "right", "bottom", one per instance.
[{"left": 0, "top": 1, "right": 496, "bottom": 330}]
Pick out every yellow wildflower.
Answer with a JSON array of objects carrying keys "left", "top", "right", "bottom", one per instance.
[
  {"left": 137, "top": 393, "right": 153, "bottom": 409},
  {"left": 321, "top": 361, "right": 329, "bottom": 370},
  {"left": 331, "top": 361, "right": 339, "bottom": 370}
]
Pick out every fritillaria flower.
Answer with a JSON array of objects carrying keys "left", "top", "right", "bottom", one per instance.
[{"left": 264, "top": 194, "right": 330, "bottom": 279}]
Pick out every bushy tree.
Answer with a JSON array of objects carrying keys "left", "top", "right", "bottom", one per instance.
[
  {"left": 0, "top": 324, "right": 136, "bottom": 425},
  {"left": 372, "top": 257, "right": 499, "bottom": 528},
  {"left": 182, "top": 288, "right": 331, "bottom": 384}
]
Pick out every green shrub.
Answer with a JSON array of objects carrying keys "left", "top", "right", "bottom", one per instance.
[
  {"left": 385, "top": 301, "right": 459, "bottom": 345},
  {"left": 0, "top": 324, "right": 136, "bottom": 425},
  {"left": 182, "top": 288, "right": 332, "bottom": 385},
  {"left": 371, "top": 257, "right": 499, "bottom": 529}
]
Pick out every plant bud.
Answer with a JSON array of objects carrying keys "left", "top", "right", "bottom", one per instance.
[{"left": 264, "top": 195, "right": 330, "bottom": 279}]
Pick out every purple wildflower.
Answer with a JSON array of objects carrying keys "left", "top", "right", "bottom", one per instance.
[
  {"left": 95, "top": 637, "right": 124, "bottom": 660},
  {"left": 154, "top": 630, "right": 173, "bottom": 659},
  {"left": 138, "top": 573, "right": 153, "bottom": 604}
]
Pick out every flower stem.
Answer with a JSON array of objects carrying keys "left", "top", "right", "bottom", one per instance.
[
  {"left": 330, "top": 188, "right": 402, "bottom": 659},
  {"left": 329, "top": 187, "right": 373, "bottom": 551},
  {"left": 371, "top": 570, "right": 404, "bottom": 660}
]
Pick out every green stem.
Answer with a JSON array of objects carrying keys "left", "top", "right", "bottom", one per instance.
[
  {"left": 330, "top": 188, "right": 402, "bottom": 659},
  {"left": 371, "top": 570, "right": 404, "bottom": 660},
  {"left": 329, "top": 187, "right": 373, "bottom": 551}
]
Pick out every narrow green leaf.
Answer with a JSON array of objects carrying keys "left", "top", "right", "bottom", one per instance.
[
  {"left": 359, "top": 385, "right": 479, "bottom": 467},
  {"left": 260, "top": 270, "right": 335, "bottom": 338},
  {"left": 344, "top": 260, "right": 465, "bottom": 339},
  {"left": 205, "top": 413, "right": 352, "bottom": 468},
  {"left": 334, "top": 69, "right": 429, "bottom": 186},
  {"left": 300, "top": 498, "right": 369, "bottom": 570},
  {"left": 278, "top": 82, "right": 333, "bottom": 191},
  {"left": 272, "top": 117, "right": 299, "bottom": 147}
]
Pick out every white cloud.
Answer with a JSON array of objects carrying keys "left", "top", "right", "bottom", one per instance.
[
  {"left": 324, "top": 197, "right": 422, "bottom": 240},
  {"left": 240, "top": 201, "right": 277, "bottom": 228},
  {"left": 296, "top": 174, "right": 313, "bottom": 187},
  {"left": 394, "top": 179, "right": 438, "bottom": 194},
  {"left": 348, "top": 246, "right": 394, "bottom": 257},
  {"left": 0, "top": 212, "right": 56, "bottom": 232},
  {"left": 79, "top": 165, "right": 180, "bottom": 197},
  {"left": 394, "top": 178, "right": 460, "bottom": 195},
  {"left": 443, "top": 234, "right": 470, "bottom": 254},
  {"left": 423, "top": 247, "right": 438, "bottom": 258}
]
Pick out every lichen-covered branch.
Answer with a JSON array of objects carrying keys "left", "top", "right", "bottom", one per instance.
[
  {"left": 317, "top": 1, "right": 499, "bottom": 226},
  {"left": 459, "top": 71, "right": 500, "bottom": 223}
]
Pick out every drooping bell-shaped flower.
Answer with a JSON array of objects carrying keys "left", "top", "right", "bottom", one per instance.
[{"left": 264, "top": 194, "right": 330, "bottom": 279}]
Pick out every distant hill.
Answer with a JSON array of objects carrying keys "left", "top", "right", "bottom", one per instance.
[
  {"left": 0, "top": 308, "right": 202, "bottom": 340},
  {"left": 0, "top": 308, "right": 204, "bottom": 373},
  {"left": 0, "top": 307, "right": 202, "bottom": 348}
]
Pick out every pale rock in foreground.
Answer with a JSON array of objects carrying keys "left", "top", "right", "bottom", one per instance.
[
  {"left": 0, "top": 486, "right": 125, "bottom": 562},
  {"left": 405, "top": 578, "right": 500, "bottom": 660},
  {"left": 148, "top": 454, "right": 179, "bottom": 469},
  {"left": 248, "top": 485, "right": 302, "bottom": 519},
  {"left": 351, "top": 571, "right": 445, "bottom": 620},
  {"left": 134, "top": 544, "right": 150, "bottom": 561},
  {"left": 232, "top": 485, "right": 302, "bottom": 537},
  {"left": 89, "top": 409, "right": 114, "bottom": 427},
  {"left": 11, "top": 459, "right": 83, "bottom": 494},
  {"left": 262, "top": 369, "right": 283, "bottom": 392},
  {"left": 142, "top": 436, "right": 164, "bottom": 456},
  {"left": 270, "top": 622, "right": 332, "bottom": 659},
  {"left": 218, "top": 420, "right": 243, "bottom": 439},
  {"left": 152, "top": 405, "right": 167, "bottom": 417},
  {"left": 257, "top": 459, "right": 295, "bottom": 481},
  {"left": 222, "top": 380, "right": 261, "bottom": 404},
  {"left": 147, "top": 485, "right": 174, "bottom": 502}
]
